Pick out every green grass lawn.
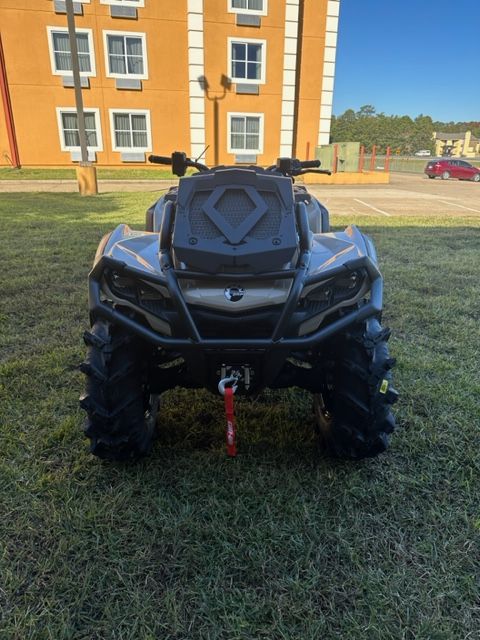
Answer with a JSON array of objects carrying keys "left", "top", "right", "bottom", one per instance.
[
  {"left": 0, "top": 192, "right": 479, "bottom": 639},
  {"left": 0, "top": 167, "right": 177, "bottom": 181}
]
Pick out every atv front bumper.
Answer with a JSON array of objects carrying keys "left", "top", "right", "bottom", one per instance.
[{"left": 89, "top": 252, "right": 382, "bottom": 363}]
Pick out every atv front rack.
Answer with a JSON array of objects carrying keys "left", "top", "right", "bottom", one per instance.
[{"left": 88, "top": 201, "right": 383, "bottom": 354}]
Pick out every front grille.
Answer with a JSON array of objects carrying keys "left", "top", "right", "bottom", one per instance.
[
  {"left": 139, "top": 298, "right": 169, "bottom": 315},
  {"left": 199, "top": 321, "right": 275, "bottom": 339},
  {"left": 188, "top": 188, "right": 282, "bottom": 241},
  {"left": 192, "top": 307, "right": 280, "bottom": 339},
  {"left": 250, "top": 192, "right": 281, "bottom": 238},
  {"left": 189, "top": 191, "right": 221, "bottom": 239},
  {"left": 216, "top": 189, "right": 255, "bottom": 227}
]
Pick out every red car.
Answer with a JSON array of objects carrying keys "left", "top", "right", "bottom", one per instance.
[{"left": 425, "top": 159, "right": 480, "bottom": 181}]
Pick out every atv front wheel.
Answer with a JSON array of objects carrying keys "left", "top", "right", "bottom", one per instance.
[
  {"left": 80, "top": 320, "right": 158, "bottom": 461},
  {"left": 314, "top": 318, "right": 398, "bottom": 459}
]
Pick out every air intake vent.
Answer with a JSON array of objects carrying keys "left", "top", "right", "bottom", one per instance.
[
  {"left": 216, "top": 188, "right": 255, "bottom": 227},
  {"left": 188, "top": 188, "right": 281, "bottom": 241},
  {"left": 251, "top": 192, "right": 281, "bottom": 238},
  {"left": 189, "top": 191, "right": 220, "bottom": 240},
  {"left": 173, "top": 168, "right": 297, "bottom": 274}
]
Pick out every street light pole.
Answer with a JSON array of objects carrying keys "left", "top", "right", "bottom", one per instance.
[{"left": 65, "top": 0, "right": 97, "bottom": 194}]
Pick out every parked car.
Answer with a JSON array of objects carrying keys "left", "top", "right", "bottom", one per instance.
[
  {"left": 415, "top": 150, "right": 431, "bottom": 157},
  {"left": 424, "top": 159, "right": 480, "bottom": 181}
]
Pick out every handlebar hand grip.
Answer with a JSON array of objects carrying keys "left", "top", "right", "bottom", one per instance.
[
  {"left": 148, "top": 155, "right": 172, "bottom": 165},
  {"left": 300, "top": 160, "right": 321, "bottom": 169}
]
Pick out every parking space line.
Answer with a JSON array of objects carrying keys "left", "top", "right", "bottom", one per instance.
[
  {"left": 353, "top": 198, "right": 392, "bottom": 217},
  {"left": 438, "top": 200, "right": 480, "bottom": 214}
]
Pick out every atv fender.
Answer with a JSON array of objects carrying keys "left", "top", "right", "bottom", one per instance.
[
  {"left": 101, "top": 224, "right": 132, "bottom": 260},
  {"left": 362, "top": 232, "right": 378, "bottom": 263},
  {"left": 94, "top": 231, "right": 112, "bottom": 266}
]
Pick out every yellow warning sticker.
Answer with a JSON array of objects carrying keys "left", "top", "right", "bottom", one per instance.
[{"left": 380, "top": 379, "right": 389, "bottom": 394}]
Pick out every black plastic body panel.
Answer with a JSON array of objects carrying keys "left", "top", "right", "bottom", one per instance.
[{"left": 172, "top": 168, "right": 298, "bottom": 273}]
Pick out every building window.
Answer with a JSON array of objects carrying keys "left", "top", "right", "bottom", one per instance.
[
  {"left": 228, "top": 0, "right": 267, "bottom": 15},
  {"left": 109, "top": 110, "right": 152, "bottom": 151},
  {"left": 56, "top": 108, "right": 103, "bottom": 151},
  {"left": 228, "top": 38, "right": 266, "bottom": 84},
  {"left": 47, "top": 27, "right": 95, "bottom": 76},
  {"left": 103, "top": 32, "right": 147, "bottom": 79},
  {"left": 228, "top": 113, "right": 264, "bottom": 154},
  {"left": 100, "top": 0, "right": 145, "bottom": 7}
]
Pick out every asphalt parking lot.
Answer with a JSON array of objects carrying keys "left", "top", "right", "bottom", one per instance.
[{"left": 308, "top": 173, "right": 480, "bottom": 218}]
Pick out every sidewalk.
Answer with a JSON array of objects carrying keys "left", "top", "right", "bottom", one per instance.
[{"left": 0, "top": 179, "right": 178, "bottom": 193}]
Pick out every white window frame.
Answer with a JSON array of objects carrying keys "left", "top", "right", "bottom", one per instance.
[
  {"left": 100, "top": 0, "right": 145, "bottom": 7},
  {"left": 109, "top": 109, "right": 152, "bottom": 152},
  {"left": 228, "top": 0, "right": 267, "bottom": 16},
  {"left": 47, "top": 27, "right": 96, "bottom": 77},
  {"left": 56, "top": 107, "right": 103, "bottom": 152},
  {"left": 227, "top": 112, "right": 264, "bottom": 155},
  {"left": 103, "top": 30, "right": 148, "bottom": 80},
  {"left": 228, "top": 37, "right": 266, "bottom": 85}
]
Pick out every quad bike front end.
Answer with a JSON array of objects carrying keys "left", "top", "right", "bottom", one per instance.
[{"left": 80, "top": 154, "right": 398, "bottom": 462}]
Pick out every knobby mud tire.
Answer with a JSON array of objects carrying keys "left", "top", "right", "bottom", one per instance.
[
  {"left": 314, "top": 317, "right": 399, "bottom": 459},
  {"left": 80, "top": 320, "right": 158, "bottom": 461}
]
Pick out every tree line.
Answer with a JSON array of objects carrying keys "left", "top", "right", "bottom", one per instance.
[{"left": 331, "top": 105, "right": 480, "bottom": 155}]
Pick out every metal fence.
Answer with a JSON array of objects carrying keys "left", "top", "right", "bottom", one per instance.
[
  {"left": 363, "top": 155, "right": 423, "bottom": 173},
  {"left": 364, "top": 154, "right": 480, "bottom": 173},
  {"left": 316, "top": 144, "right": 480, "bottom": 173},
  {"left": 363, "top": 155, "right": 480, "bottom": 173}
]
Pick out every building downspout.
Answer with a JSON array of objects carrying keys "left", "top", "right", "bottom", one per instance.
[{"left": 0, "top": 32, "right": 20, "bottom": 168}]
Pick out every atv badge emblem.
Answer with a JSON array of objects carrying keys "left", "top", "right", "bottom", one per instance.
[{"left": 224, "top": 286, "right": 245, "bottom": 302}]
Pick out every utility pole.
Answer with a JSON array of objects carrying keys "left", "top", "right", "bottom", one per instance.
[{"left": 65, "top": 0, "right": 98, "bottom": 194}]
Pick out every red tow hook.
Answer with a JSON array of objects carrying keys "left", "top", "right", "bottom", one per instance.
[{"left": 218, "top": 376, "right": 238, "bottom": 457}]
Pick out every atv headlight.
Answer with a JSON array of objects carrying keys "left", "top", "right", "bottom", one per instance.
[
  {"left": 305, "top": 270, "right": 365, "bottom": 307},
  {"left": 298, "top": 269, "right": 368, "bottom": 336},
  {"left": 306, "top": 281, "right": 333, "bottom": 305},
  {"left": 136, "top": 282, "right": 170, "bottom": 315},
  {"left": 107, "top": 270, "right": 137, "bottom": 301},
  {"left": 331, "top": 270, "right": 365, "bottom": 302},
  {"left": 105, "top": 269, "right": 169, "bottom": 316}
]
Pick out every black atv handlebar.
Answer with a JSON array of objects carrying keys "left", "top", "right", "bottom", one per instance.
[
  {"left": 299, "top": 169, "right": 332, "bottom": 175},
  {"left": 148, "top": 155, "right": 172, "bottom": 165},
  {"left": 266, "top": 157, "right": 330, "bottom": 177},
  {"left": 148, "top": 152, "right": 209, "bottom": 176},
  {"left": 149, "top": 151, "right": 331, "bottom": 178},
  {"left": 299, "top": 160, "right": 321, "bottom": 169}
]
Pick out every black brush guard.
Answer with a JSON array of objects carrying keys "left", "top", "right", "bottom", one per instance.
[{"left": 88, "top": 201, "right": 383, "bottom": 388}]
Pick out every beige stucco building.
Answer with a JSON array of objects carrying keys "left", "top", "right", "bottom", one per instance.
[{"left": 434, "top": 130, "right": 480, "bottom": 158}]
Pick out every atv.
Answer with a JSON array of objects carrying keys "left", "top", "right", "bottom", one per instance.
[{"left": 80, "top": 152, "right": 398, "bottom": 461}]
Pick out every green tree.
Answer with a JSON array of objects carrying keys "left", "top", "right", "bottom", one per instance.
[
  {"left": 357, "top": 104, "right": 376, "bottom": 118},
  {"left": 329, "top": 107, "right": 475, "bottom": 155}
]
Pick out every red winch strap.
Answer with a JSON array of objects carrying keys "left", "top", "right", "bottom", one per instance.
[{"left": 224, "top": 386, "right": 237, "bottom": 457}]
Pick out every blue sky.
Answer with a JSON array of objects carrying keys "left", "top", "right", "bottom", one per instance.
[{"left": 333, "top": 0, "right": 480, "bottom": 122}]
